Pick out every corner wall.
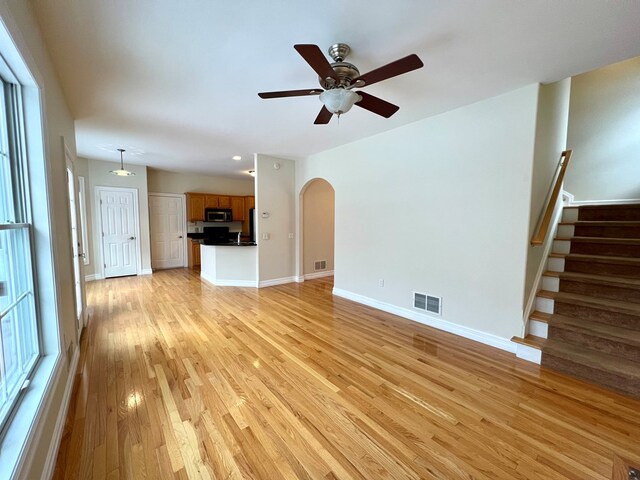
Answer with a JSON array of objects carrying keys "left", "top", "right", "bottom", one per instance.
[
  {"left": 296, "top": 85, "right": 540, "bottom": 342},
  {"left": 565, "top": 56, "right": 640, "bottom": 201},
  {"left": 256, "top": 154, "right": 295, "bottom": 284},
  {"left": 523, "top": 79, "right": 571, "bottom": 310}
]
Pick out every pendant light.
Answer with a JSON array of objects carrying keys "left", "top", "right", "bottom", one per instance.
[{"left": 109, "top": 148, "right": 135, "bottom": 176}]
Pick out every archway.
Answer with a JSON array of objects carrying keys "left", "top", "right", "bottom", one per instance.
[{"left": 298, "top": 178, "right": 335, "bottom": 281}]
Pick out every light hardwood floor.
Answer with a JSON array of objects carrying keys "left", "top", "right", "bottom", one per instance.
[{"left": 53, "top": 269, "right": 640, "bottom": 479}]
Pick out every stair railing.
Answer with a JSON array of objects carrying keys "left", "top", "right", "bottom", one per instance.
[{"left": 531, "top": 149, "right": 573, "bottom": 245}]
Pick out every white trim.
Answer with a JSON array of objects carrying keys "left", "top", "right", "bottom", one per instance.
[
  {"left": 515, "top": 343, "right": 542, "bottom": 364},
  {"left": 562, "top": 190, "right": 574, "bottom": 205},
  {"left": 39, "top": 347, "right": 80, "bottom": 480},
  {"left": 332, "top": 288, "right": 516, "bottom": 353},
  {"left": 77, "top": 176, "right": 89, "bottom": 266},
  {"left": 567, "top": 197, "right": 640, "bottom": 206},
  {"left": 522, "top": 198, "right": 564, "bottom": 335},
  {"left": 258, "top": 276, "right": 296, "bottom": 288},
  {"left": 84, "top": 274, "right": 97, "bottom": 282},
  {"left": 141, "top": 268, "right": 153, "bottom": 276},
  {"left": 303, "top": 270, "right": 334, "bottom": 280},
  {"left": 294, "top": 276, "right": 305, "bottom": 283},
  {"left": 95, "top": 186, "right": 143, "bottom": 279}
]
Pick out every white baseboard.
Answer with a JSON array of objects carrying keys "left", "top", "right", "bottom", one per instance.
[
  {"left": 141, "top": 268, "right": 153, "bottom": 275},
  {"left": 303, "top": 270, "right": 334, "bottom": 280},
  {"left": 84, "top": 274, "right": 97, "bottom": 282},
  {"left": 40, "top": 347, "right": 80, "bottom": 480},
  {"left": 332, "top": 288, "right": 516, "bottom": 353},
  {"left": 258, "top": 276, "right": 296, "bottom": 288},
  {"left": 568, "top": 197, "right": 640, "bottom": 206},
  {"left": 294, "top": 276, "right": 305, "bottom": 283}
]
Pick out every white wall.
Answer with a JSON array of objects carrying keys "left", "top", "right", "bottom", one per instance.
[
  {"left": 296, "top": 85, "right": 540, "bottom": 342},
  {"left": 565, "top": 56, "right": 640, "bottom": 201},
  {"left": 302, "top": 179, "right": 335, "bottom": 276},
  {"left": 147, "top": 167, "right": 255, "bottom": 195},
  {"left": 87, "top": 158, "right": 152, "bottom": 276},
  {"left": 256, "top": 154, "right": 296, "bottom": 284},
  {"left": 523, "top": 79, "right": 571, "bottom": 308},
  {"left": 0, "top": 1, "right": 79, "bottom": 478}
]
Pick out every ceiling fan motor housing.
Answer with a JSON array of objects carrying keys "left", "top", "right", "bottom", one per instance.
[{"left": 319, "top": 43, "right": 360, "bottom": 89}]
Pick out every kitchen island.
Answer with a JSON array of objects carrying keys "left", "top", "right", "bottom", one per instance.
[{"left": 200, "top": 244, "right": 257, "bottom": 287}]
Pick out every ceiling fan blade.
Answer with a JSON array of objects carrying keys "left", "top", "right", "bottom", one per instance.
[
  {"left": 355, "top": 91, "right": 399, "bottom": 118},
  {"left": 294, "top": 44, "right": 338, "bottom": 81},
  {"left": 258, "top": 88, "right": 324, "bottom": 99},
  {"left": 314, "top": 106, "right": 333, "bottom": 124},
  {"left": 354, "top": 54, "right": 423, "bottom": 87}
]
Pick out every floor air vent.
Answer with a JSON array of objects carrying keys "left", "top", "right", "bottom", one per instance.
[
  {"left": 314, "top": 260, "right": 327, "bottom": 271},
  {"left": 413, "top": 292, "right": 442, "bottom": 315}
]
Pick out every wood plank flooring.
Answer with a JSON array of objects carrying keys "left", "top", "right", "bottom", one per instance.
[{"left": 53, "top": 269, "right": 640, "bottom": 479}]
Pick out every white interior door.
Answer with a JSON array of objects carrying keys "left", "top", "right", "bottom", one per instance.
[
  {"left": 100, "top": 189, "right": 138, "bottom": 278},
  {"left": 149, "top": 194, "right": 185, "bottom": 269},
  {"left": 66, "top": 165, "right": 85, "bottom": 336}
]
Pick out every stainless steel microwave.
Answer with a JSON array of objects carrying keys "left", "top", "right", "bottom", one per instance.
[{"left": 205, "top": 208, "right": 232, "bottom": 222}]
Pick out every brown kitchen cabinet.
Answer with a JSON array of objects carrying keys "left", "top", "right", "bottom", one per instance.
[
  {"left": 186, "top": 193, "right": 205, "bottom": 222},
  {"left": 231, "top": 196, "right": 245, "bottom": 221},
  {"left": 188, "top": 240, "right": 201, "bottom": 268}
]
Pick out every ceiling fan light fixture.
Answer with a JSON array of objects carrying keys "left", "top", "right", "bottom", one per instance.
[
  {"left": 319, "top": 88, "right": 361, "bottom": 115},
  {"left": 109, "top": 148, "right": 135, "bottom": 176}
]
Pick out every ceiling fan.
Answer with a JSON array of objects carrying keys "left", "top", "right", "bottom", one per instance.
[{"left": 258, "top": 43, "right": 424, "bottom": 124}]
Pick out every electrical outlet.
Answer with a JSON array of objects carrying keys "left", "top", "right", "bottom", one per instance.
[
  {"left": 379, "top": 279, "right": 384, "bottom": 287},
  {"left": 262, "top": 233, "right": 270, "bottom": 240}
]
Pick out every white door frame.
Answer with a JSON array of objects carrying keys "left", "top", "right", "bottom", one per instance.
[
  {"left": 95, "top": 186, "right": 143, "bottom": 279},
  {"left": 148, "top": 192, "right": 188, "bottom": 268},
  {"left": 63, "top": 139, "right": 87, "bottom": 336}
]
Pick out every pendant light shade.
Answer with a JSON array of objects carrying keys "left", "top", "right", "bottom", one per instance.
[
  {"left": 110, "top": 148, "right": 135, "bottom": 176},
  {"left": 319, "top": 88, "right": 361, "bottom": 115}
]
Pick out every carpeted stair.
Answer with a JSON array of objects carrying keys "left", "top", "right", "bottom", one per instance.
[{"left": 541, "top": 204, "right": 640, "bottom": 398}]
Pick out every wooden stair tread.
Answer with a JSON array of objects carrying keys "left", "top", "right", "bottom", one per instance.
[
  {"left": 529, "top": 311, "right": 551, "bottom": 323},
  {"left": 511, "top": 335, "right": 546, "bottom": 350},
  {"left": 564, "top": 236, "right": 640, "bottom": 245},
  {"left": 555, "top": 253, "right": 640, "bottom": 265},
  {"left": 550, "top": 315, "right": 640, "bottom": 345},
  {"left": 542, "top": 270, "right": 640, "bottom": 288},
  {"left": 543, "top": 341, "right": 640, "bottom": 379},
  {"left": 537, "top": 290, "right": 640, "bottom": 315}
]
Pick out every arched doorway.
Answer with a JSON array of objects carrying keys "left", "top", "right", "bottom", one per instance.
[{"left": 299, "top": 178, "right": 335, "bottom": 281}]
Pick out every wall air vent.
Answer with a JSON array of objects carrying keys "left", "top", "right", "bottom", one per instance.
[
  {"left": 314, "top": 260, "right": 327, "bottom": 271},
  {"left": 413, "top": 292, "right": 442, "bottom": 315}
]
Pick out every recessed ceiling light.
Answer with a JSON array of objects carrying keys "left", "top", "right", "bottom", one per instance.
[{"left": 232, "top": 155, "right": 242, "bottom": 161}]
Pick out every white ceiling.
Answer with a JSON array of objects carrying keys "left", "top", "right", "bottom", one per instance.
[{"left": 32, "top": 0, "right": 640, "bottom": 179}]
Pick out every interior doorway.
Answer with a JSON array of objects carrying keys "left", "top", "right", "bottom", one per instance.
[
  {"left": 300, "top": 178, "right": 335, "bottom": 280},
  {"left": 149, "top": 193, "right": 186, "bottom": 269},
  {"left": 65, "top": 146, "right": 86, "bottom": 337},
  {"left": 97, "top": 187, "right": 141, "bottom": 278}
]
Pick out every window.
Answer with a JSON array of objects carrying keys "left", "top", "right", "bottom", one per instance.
[{"left": 0, "top": 77, "right": 40, "bottom": 431}]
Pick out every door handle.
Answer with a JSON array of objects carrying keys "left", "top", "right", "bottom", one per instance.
[
  {"left": 128, "top": 236, "right": 136, "bottom": 240},
  {"left": 178, "top": 235, "right": 183, "bottom": 239}
]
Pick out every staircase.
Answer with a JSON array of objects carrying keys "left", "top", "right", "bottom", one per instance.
[{"left": 514, "top": 203, "right": 640, "bottom": 398}]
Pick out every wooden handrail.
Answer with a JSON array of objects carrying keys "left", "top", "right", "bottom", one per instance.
[{"left": 531, "top": 149, "right": 572, "bottom": 245}]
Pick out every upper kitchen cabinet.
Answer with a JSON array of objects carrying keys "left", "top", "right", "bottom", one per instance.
[
  {"left": 231, "top": 196, "right": 245, "bottom": 221},
  {"left": 204, "top": 194, "right": 231, "bottom": 209},
  {"left": 245, "top": 195, "right": 255, "bottom": 210},
  {"left": 186, "top": 193, "right": 205, "bottom": 222}
]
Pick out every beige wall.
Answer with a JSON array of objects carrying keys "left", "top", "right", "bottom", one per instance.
[
  {"left": 523, "top": 79, "right": 571, "bottom": 307},
  {"left": 565, "top": 56, "right": 640, "bottom": 201},
  {"left": 87, "top": 159, "right": 152, "bottom": 276},
  {"left": 302, "top": 179, "right": 335, "bottom": 275},
  {"left": 148, "top": 167, "right": 255, "bottom": 195},
  {"left": 296, "top": 85, "right": 540, "bottom": 343},
  {"left": 256, "top": 154, "right": 296, "bottom": 283},
  {"left": 0, "top": 0, "right": 79, "bottom": 477}
]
